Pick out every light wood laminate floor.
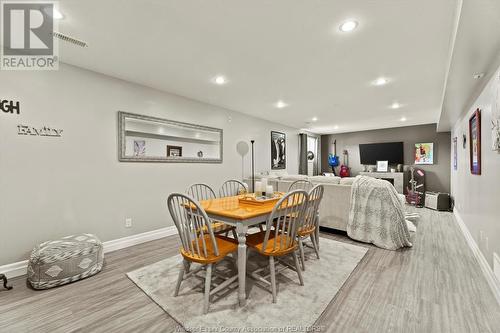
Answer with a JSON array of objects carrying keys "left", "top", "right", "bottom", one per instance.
[{"left": 1, "top": 208, "right": 499, "bottom": 332}]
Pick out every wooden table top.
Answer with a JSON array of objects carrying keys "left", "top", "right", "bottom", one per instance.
[{"left": 199, "top": 195, "right": 279, "bottom": 220}]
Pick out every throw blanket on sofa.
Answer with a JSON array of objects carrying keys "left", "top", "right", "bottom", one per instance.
[{"left": 347, "top": 176, "right": 412, "bottom": 250}]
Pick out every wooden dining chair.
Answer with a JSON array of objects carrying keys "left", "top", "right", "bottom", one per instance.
[
  {"left": 187, "top": 183, "right": 217, "bottom": 201},
  {"left": 288, "top": 179, "right": 314, "bottom": 192},
  {"left": 187, "top": 183, "right": 236, "bottom": 238},
  {"left": 246, "top": 190, "right": 308, "bottom": 303},
  {"left": 167, "top": 193, "right": 238, "bottom": 314},
  {"left": 297, "top": 185, "right": 324, "bottom": 270},
  {"left": 219, "top": 179, "right": 248, "bottom": 197},
  {"left": 219, "top": 179, "right": 266, "bottom": 233}
]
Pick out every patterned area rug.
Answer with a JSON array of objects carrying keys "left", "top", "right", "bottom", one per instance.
[{"left": 127, "top": 238, "right": 367, "bottom": 332}]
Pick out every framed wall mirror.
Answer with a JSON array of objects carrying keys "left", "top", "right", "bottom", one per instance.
[{"left": 118, "top": 112, "right": 223, "bottom": 163}]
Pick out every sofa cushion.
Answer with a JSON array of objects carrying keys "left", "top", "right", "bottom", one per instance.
[
  {"left": 309, "top": 175, "right": 341, "bottom": 184},
  {"left": 280, "top": 174, "right": 309, "bottom": 181},
  {"left": 339, "top": 177, "right": 356, "bottom": 185},
  {"left": 269, "top": 171, "right": 288, "bottom": 178},
  {"left": 254, "top": 174, "right": 279, "bottom": 180}
]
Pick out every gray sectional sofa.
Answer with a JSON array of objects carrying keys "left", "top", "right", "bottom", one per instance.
[{"left": 245, "top": 173, "right": 355, "bottom": 232}]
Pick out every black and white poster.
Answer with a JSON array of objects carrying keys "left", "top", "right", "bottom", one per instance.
[{"left": 271, "top": 131, "right": 286, "bottom": 170}]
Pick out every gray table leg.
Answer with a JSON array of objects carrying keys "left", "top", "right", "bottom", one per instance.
[{"left": 236, "top": 224, "right": 248, "bottom": 306}]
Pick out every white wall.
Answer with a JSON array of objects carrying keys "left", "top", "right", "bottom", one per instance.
[
  {"left": 451, "top": 66, "right": 500, "bottom": 269},
  {"left": 0, "top": 64, "right": 299, "bottom": 264}
]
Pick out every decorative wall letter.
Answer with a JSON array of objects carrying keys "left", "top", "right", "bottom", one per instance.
[
  {"left": 0, "top": 99, "right": 20, "bottom": 114},
  {"left": 17, "top": 125, "right": 63, "bottom": 137}
]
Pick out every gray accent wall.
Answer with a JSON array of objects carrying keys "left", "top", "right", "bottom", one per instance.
[
  {"left": 321, "top": 124, "right": 451, "bottom": 193},
  {"left": 0, "top": 64, "right": 299, "bottom": 265}
]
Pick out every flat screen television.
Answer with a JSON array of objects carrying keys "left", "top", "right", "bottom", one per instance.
[{"left": 359, "top": 142, "right": 404, "bottom": 165}]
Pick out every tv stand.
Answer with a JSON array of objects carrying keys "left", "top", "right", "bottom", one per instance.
[{"left": 359, "top": 172, "right": 404, "bottom": 194}]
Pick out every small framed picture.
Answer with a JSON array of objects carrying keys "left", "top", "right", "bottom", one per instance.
[
  {"left": 415, "top": 143, "right": 434, "bottom": 165},
  {"left": 166, "top": 145, "right": 182, "bottom": 157},
  {"left": 133, "top": 140, "right": 146, "bottom": 157},
  {"left": 376, "top": 160, "right": 389, "bottom": 172}
]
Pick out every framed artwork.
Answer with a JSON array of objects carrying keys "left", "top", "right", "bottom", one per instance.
[
  {"left": 133, "top": 140, "right": 146, "bottom": 157},
  {"left": 271, "top": 131, "right": 286, "bottom": 170},
  {"left": 493, "top": 73, "right": 500, "bottom": 151},
  {"left": 453, "top": 137, "right": 457, "bottom": 170},
  {"left": 167, "top": 145, "right": 183, "bottom": 157},
  {"left": 469, "top": 109, "right": 481, "bottom": 175},
  {"left": 415, "top": 143, "right": 434, "bottom": 165},
  {"left": 376, "top": 160, "right": 388, "bottom": 172}
]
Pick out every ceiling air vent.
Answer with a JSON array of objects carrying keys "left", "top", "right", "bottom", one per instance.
[{"left": 52, "top": 32, "right": 88, "bottom": 48}]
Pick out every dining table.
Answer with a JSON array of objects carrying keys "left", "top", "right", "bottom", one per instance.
[{"left": 198, "top": 194, "right": 281, "bottom": 306}]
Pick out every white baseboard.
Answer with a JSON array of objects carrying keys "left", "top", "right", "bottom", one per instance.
[
  {"left": 454, "top": 209, "right": 500, "bottom": 306},
  {"left": 103, "top": 226, "right": 177, "bottom": 253},
  {"left": 0, "top": 226, "right": 178, "bottom": 279},
  {"left": 0, "top": 260, "right": 29, "bottom": 279}
]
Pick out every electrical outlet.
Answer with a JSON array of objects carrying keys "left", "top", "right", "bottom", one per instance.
[{"left": 125, "top": 218, "right": 132, "bottom": 228}]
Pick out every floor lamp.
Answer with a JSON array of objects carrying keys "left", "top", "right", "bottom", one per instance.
[{"left": 251, "top": 140, "right": 255, "bottom": 192}]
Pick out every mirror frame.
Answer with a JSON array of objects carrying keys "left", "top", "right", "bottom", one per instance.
[{"left": 118, "top": 111, "right": 223, "bottom": 163}]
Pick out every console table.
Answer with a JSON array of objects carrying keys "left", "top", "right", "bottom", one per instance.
[{"left": 359, "top": 172, "right": 404, "bottom": 194}]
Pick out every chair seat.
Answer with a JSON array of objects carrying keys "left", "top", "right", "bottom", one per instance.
[
  {"left": 298, "top": 225, "right": 316, "bottom": 237},
  {"left": 196, "top": 221, "right": 234, "bottom": 235},
  {"left": 181, "top": 235, "right": 238, "bottom": 264},
  {"left": 193, "top": 221, "right": 234, "bottom": 237},
  {"left": 246, "top": 231, "right": 297, "bottom": 256}
]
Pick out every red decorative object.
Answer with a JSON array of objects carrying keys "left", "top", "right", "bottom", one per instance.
[
  {"left": 339, "top": 165, "right": 350, "bottom": 178},
  {"left": 469, "top": 109, "right": 481, "bottom": 175},
  {"left": 339, "top": 149, "right": 350, "bottom": 177}
]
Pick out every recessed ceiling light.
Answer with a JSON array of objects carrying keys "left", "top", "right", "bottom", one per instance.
[
  {"left": 312, "top": 117, "right": 318, "bottom": 122},
  {"left": 213, "top": 76, "right": 227, "bottom": 85},
  {"left": 333, "top": 125, "right": 339, "bottom": 130},
  {"left": 391, "top": 102, "right": 402, "bottom": 109},
  {"left": 400, "top": 117, "right": 407, "bottom": 122},
  {"left": 53, "top": 9, "right": 64, "bottom": 19},
  {"left": 373, "top": 77, "right": 389, "bottom": 86},
  {"left": 43, "top": 7, "right": 64, "bottom": 19},
  {"left": 339, "top": 20, "right": 358, "bottom": 32},
  {"left": 275, "top": 100, "right": 288, "bottom": 108}
]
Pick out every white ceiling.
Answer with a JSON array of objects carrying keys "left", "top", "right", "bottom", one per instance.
[
  {"left": 438, "top": 0, "right": 500, "bottom": 131},
  {"left": 56, "top": 0, "right": 460, "bottom": 134}
]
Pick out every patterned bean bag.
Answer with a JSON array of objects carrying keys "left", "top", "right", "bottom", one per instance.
[{"left": 27, "top": 234, "right": 104, "bottom": 290}]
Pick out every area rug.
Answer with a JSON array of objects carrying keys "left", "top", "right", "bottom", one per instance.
[{"left": 127, "top": 238, "right": 367, "bottom": 332}]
